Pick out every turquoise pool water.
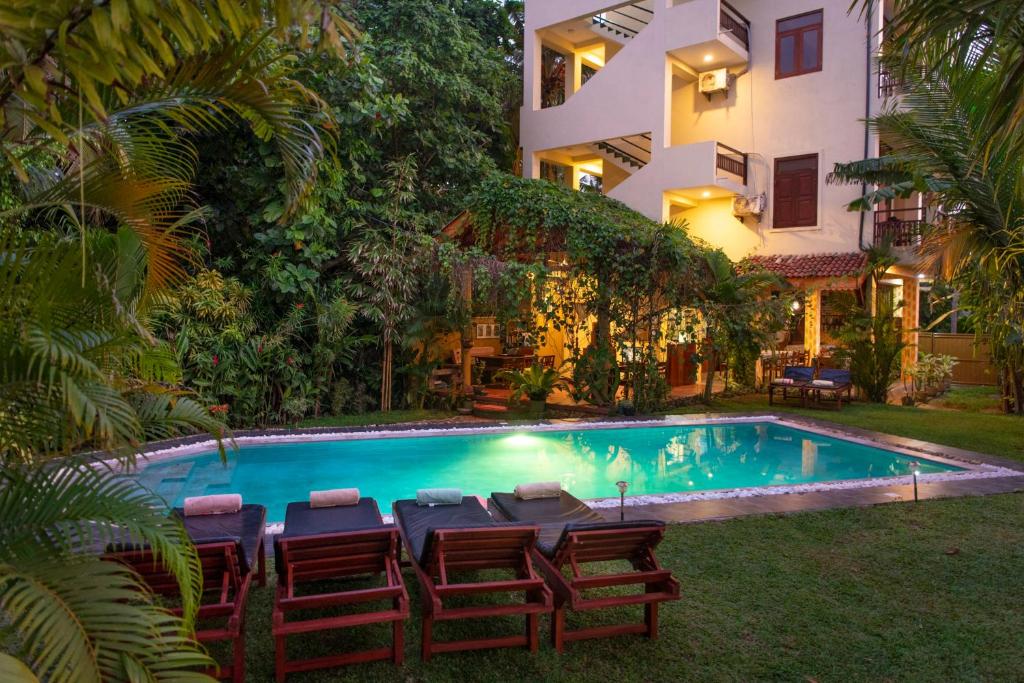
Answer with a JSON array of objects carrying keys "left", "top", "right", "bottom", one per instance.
[{"left": 135, "top": 422, "right": 961, "bottom": 521}]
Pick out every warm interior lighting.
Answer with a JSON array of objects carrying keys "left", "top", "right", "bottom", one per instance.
[
  {"left": 916, "top": 273, "right": 927, "bottom": 279},
  {"left": 791, "top": 300, "right": 802, "bottom": 312},
  {"left": 703, "top": 53, "right": 714, "bottom": 63},
  {"left": 701, "top": 190, "right": 712, "bottom": 198}
]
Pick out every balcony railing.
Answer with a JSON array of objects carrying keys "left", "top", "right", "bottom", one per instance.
[
  {"left": 720, "top": 1, "right": 751, "bottom": 50},
  {"left": 715, "top": 142, "right": 748, "bottom": 185},
  {"left": 874, "top": 208, "right": 924, "bottom": 247},
  {"left": 878, "top": 69, "right": 904, "bottom": 98}
]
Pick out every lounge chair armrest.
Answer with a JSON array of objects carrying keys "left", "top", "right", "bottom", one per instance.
[
  {"left": 276, "top": 584, "right": 404, "bottom": 612},
  {"left": 571, "top": 569, "right": 674, "bottom": 590},
  {"left": 434, "top": 577, "right": 546, "bottom": 597}
]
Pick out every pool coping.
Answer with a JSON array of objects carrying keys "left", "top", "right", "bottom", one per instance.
[{"left": 129, "top": 412, "right": 1024, "bottom": 528}]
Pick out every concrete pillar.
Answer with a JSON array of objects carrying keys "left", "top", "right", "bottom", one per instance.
[
  {"left": 804, "top": 289, "right": 822, "bottom": 361},
  {"left": 525, "top": 32, "right": 542, "bottom": 111},
  {"left": 564, "top": 52, "right": 577, "bottom": 101},
  {"left": 901, "top": 276, "right": 920, "bottom": 376}
]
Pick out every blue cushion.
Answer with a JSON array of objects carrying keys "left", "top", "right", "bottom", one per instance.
[
  {"left": 819, "top": 368, "right": 851, "bottom": 384},
  {"left": 783, "top": 366, "right": 815, "bottom": 382}
]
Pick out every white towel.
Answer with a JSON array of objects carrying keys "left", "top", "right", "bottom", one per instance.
[
  {"left": 310, "top": 488, "right": 360, "bottom": 508},
  {"left": 514, "top": 481, "right": 562, "bottom": 500},
  {"left": 183, "top": 493, "right": 242, "bottom": 516}
]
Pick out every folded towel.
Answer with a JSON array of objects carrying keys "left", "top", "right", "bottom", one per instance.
[
  {"left": 810, "top": 379, "right": 836, "bottom": 388},
  {"left": 772, "top": 378, "right": 795, "bottom": 385},
  {"left": 416, "top": 488, "right": 463, "bottom": 506},
  {"left": 184, "top": 494, "right": 242, "bottom": 517},
  {"left": 514, "top": 481, "right": 562, "bottom": 500},
  {"left": 310, "top": 488, "right": 360, "bottom": 508}
]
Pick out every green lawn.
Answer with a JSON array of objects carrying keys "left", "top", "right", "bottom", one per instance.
[
  {"left": 234, "top": 494, "right": 1024, "bottom": 682},
  {"left": 295, "top": 409, "right": 456, "bottom": 429},
  {"left": 225, "top": 389, "right": 1024, "bottom": 681}
]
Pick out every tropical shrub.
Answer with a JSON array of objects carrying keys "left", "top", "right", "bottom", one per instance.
[
  {"left": 497, "top": 363, "right": 566, "bottom": 403},
  {"left": 836, "top": 1, "right": 1024, "bottom": 413},
  {"left": 0, "top": 1, "right": 353, "bottom": 677}
]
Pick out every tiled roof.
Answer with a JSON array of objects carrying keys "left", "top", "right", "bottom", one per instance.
[{"left": 746, "top": 252, "right": 867, "bottom": 279}]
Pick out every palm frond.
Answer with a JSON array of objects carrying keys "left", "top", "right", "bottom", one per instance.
[{"left": 0, "top": 459, "right": 214, "bottom": 682}]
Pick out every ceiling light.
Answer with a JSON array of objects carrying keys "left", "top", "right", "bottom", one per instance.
[
  {"left": 703, "top": 53, "right": 714, "bottom": 63},
  {"left": 701, "top": 190, "right": 712, "bottom": 198}
]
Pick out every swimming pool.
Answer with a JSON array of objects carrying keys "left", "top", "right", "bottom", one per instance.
[{"left": 134, "top": 421, "right": 963, "bottom": 521}]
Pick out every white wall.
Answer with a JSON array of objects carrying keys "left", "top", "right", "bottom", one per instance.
[{"left": 521, "top": 0, "right": 885, "bottom": 259}]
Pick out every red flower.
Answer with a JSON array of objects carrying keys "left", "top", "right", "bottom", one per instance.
[
  {"left": 375, "top": 112, "right": 382, "bottom": 120},
  {"left": 295, "top": 303, "right": 305, "bottom": 310},
  {"left": 210, "top": 404, "right": 230, "bottom": 415},
  {"left": 286, "top": 356, "right": 294, "bottom": 365},
  {"left": 212, "top": 355, "right": 219, "bottom": 367},
  {"left": 257, "top": 344, "right": 263, "bottom": 354}
]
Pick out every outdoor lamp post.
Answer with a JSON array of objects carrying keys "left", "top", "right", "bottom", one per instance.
[
  {"left": 912, "top": 463, "right": 921, "bottom": 503},
  {"left": 616, "top": 480, "right": 629, "bottom": 521}
]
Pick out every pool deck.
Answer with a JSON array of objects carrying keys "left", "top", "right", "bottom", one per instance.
[{"left": 135, "top": 411, "right": 1024, "bottom": 530}]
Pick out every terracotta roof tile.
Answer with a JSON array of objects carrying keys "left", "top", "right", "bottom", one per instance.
[{"left": 745, "top": 252, "right": 867, "bottom": 279}]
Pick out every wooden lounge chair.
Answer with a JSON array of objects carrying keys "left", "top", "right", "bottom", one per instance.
[
  {"left": 768, "top": 365, "right": 815, "bottom": 407},
  {"left": 172, "top": 503, "right": 268, "bottom": 587},
  {"left": 105, "top": 540, "right": 251, "bottom": 682},
  {"left": 806, "top": 368, "right": 854, "bottom": 410},
  {"left": 272, "top": 498, "right": 409, "bottom": 681},
  {"left": 391, "top": 496, "right": 553, "bottom": 661},
  {"left": 490, "top": 490, "right": 680, "bottom": 653}
]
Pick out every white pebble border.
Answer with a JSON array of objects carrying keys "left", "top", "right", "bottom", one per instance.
[
  {"left": 125, "top": 414, "right": 1024, "bottom": 526},
  {"left": 582, "top": 466, "right": 1020, "bottom": 509}
]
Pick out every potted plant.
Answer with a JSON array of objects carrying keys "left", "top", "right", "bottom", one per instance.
[
  {"left": 471, "top": 358, "right": 486, "bottom": 395},
  {"left": 618, "top": 399, "right": 636, "bottom": 416},
  {"left": 456, "top": 396, "right": 475, "bottom": 415},
  {"left": 496, "top": 363, "right": 565, "bottom": 419}
]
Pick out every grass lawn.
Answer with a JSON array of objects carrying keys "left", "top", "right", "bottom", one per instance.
[
  {"left": 235, "top": 494, "right": 1024, "bottom": 682},
  {"left": 224, "top": 388, "right": 1024, "bottom": 681},
  {"left": 295, "top": 409, "right": 456, "bottom": 429}
]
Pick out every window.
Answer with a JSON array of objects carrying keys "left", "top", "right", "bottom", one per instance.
[
  {"left": 776, "top": 10, "right": 823, "bottom": 79},
  {"left": 773, "top": 154, "right": 818, "bottom": 228}
]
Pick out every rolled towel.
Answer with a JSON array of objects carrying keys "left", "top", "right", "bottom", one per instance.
[
  {"left": 416, "top": 488, "right": 463, "bottom": 506},
  {"left": 310, "top": 488, "right": 360, "bottom": 508},
  {"left": 810, "top": 379, "right": 836, "bottom": 388},
  {"left": 514, "top": 481, "right": 562, "bottom": 500},
  {"left": 772, "top": 378, "right": 795, "bottom": 385},
  {"left": 184, "top": 494, "right": 242, "bottom": 517}
]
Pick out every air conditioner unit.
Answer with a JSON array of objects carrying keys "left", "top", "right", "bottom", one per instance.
[
  {"left": 698, "top": 68, "right": 729, "bottom": 97},
  {"left": 733, "top": 193, "right": 766, "bottom": 218}
]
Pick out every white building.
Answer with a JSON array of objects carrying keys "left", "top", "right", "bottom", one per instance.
[{"left": 520, "top": 0, "right": 924, "bottom": 365}]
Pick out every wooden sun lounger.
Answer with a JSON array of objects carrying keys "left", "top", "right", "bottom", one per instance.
[
  {"left": 392, "top": 497, "right": 553, "bottom": 661},
  {"left": 491, "top": 491, "right": 680, "bottom": 653},
  {"left": 172, "top": 503, "right": 268, "bottom": 587},
  {"left": 806, "top": 369, "right": 854, "bottom": 410},
  {"left": 272, "top": 499, "right": 408, "bottom": 681},
  {"left": 105, "top": 540, "right": 251, "bottom": 682},
  {"left": 768, "top": 366, "right": 815, "bottom": 407}
]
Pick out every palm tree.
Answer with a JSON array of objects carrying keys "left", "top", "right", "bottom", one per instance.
[
  {"left": 0, "top": 3, "right": 357, "bottom": 678},
  {"left": 831, "top": 6, "right": 1024, "bottom": 412},
  {"left": 850, "top": 0, "right": 1024, "bottom": 153}
]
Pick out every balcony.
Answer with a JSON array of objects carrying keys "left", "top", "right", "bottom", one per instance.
[
  {"left": 878, "top": 69, "right": 904, "bottom": 99},
  {"left": 666, "top": 0, "right": 750, "bottom": 70},
  {"left": 874, "top": 208, "right": 923, "bottom": 247},
  {"left": 715, "top": 142, "right": 747, "bottom": 185},
  {"left": 719, "top": 1, "right": 750, "bottom": 51}
]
